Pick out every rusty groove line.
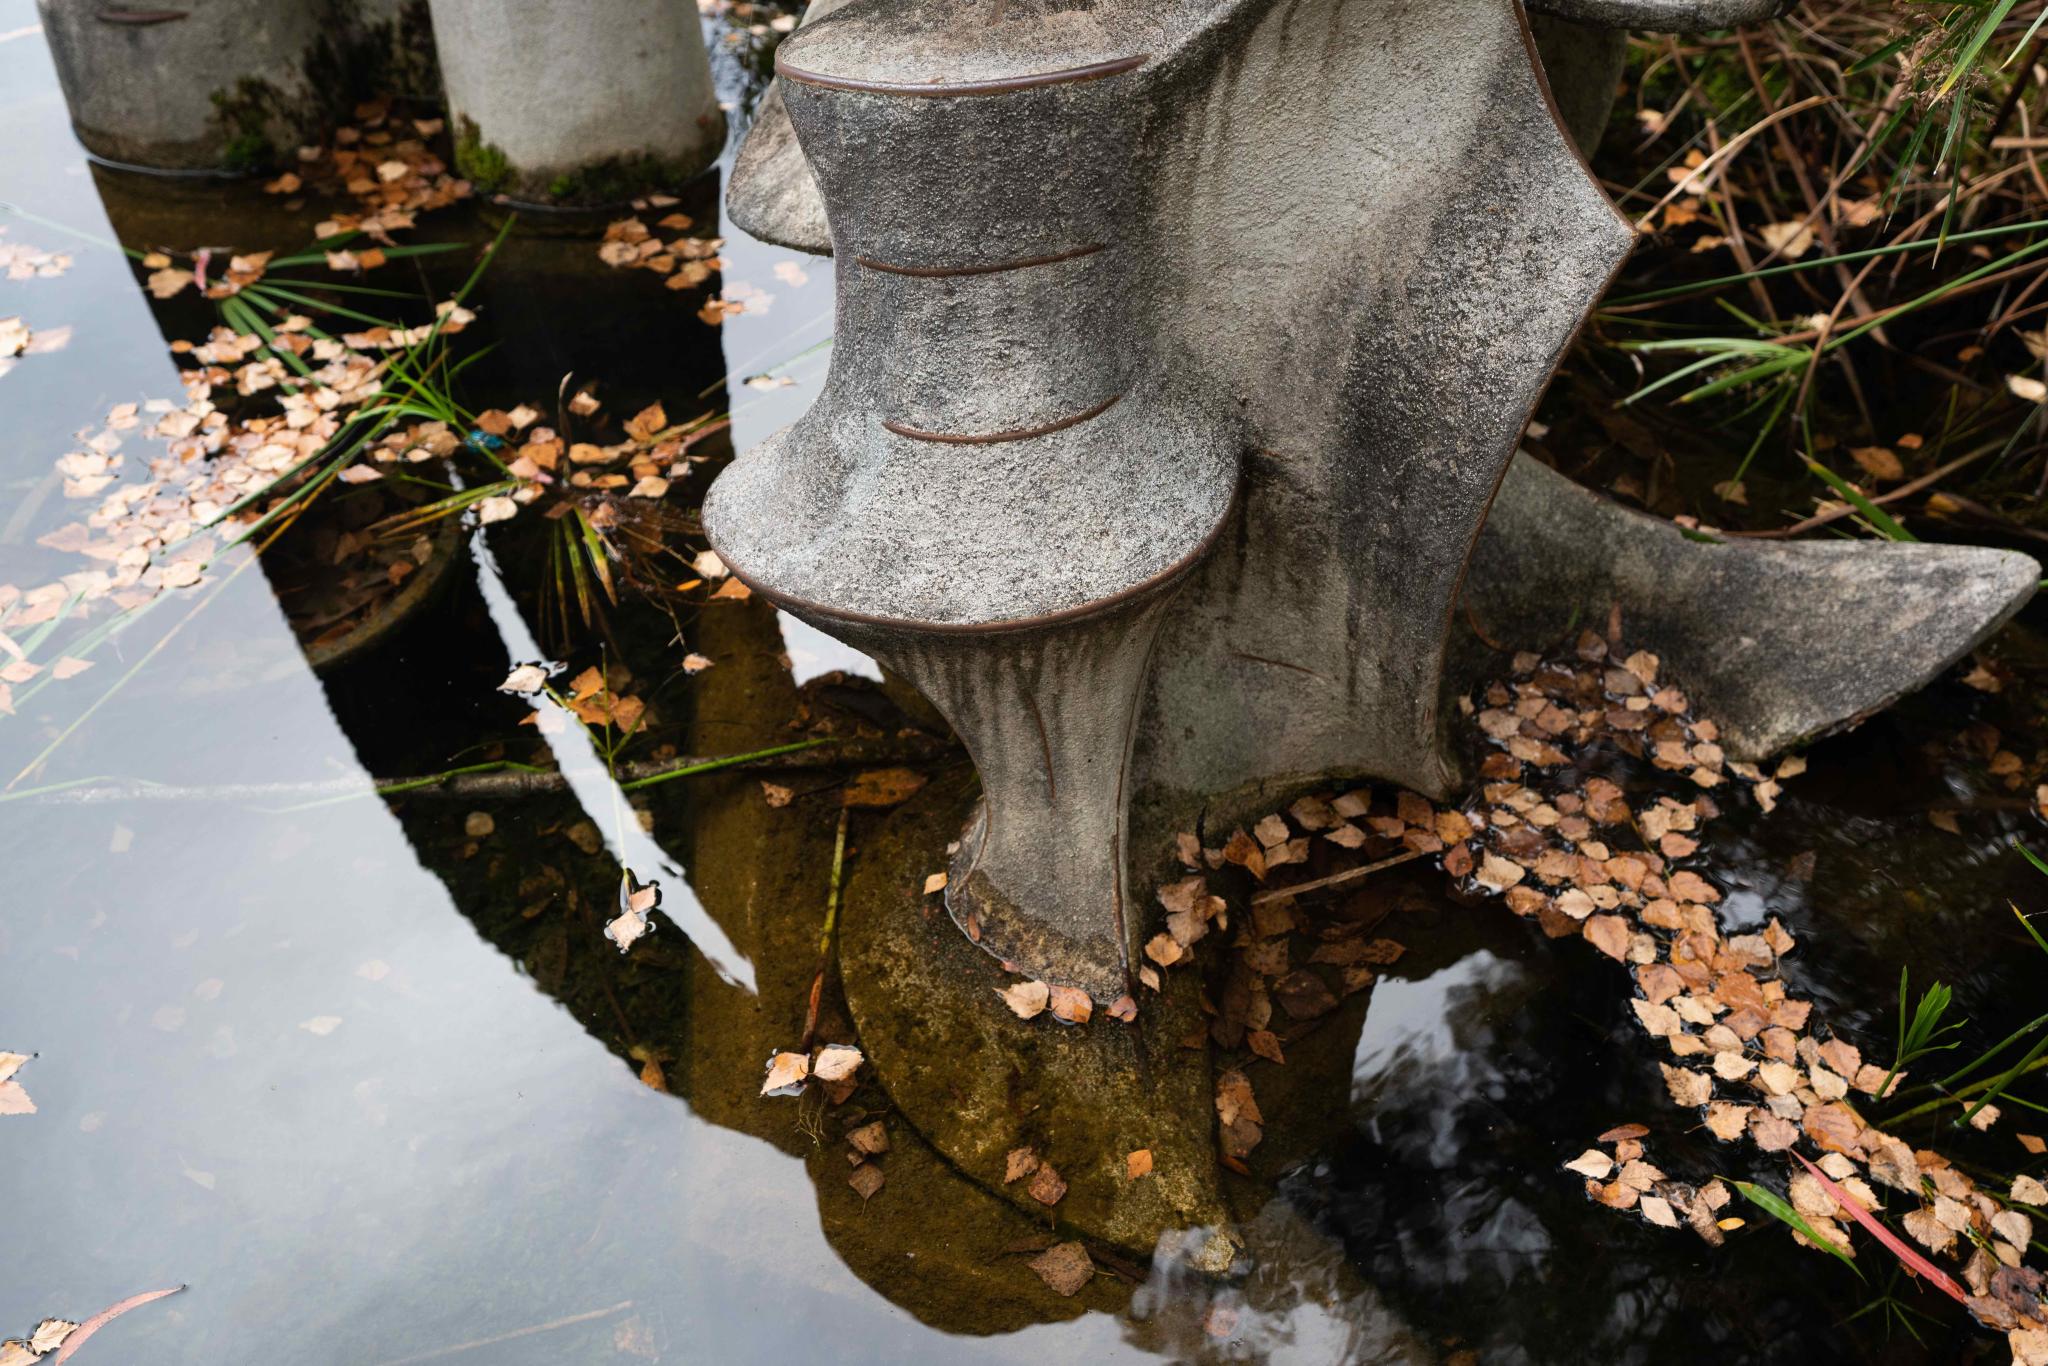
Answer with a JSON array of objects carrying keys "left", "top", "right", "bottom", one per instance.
[
  {"left": 776, "top": 52, "right": 1147, "bottom": 98},
  {"left": 883, "top": 392, "right": 1121, "bottom": 446},
  {"left": 1231, "top": 650, "right": 1326, "bottom": 681},
  {"left": 853, "top": 243, "right": 1105, "bottom": 278}
]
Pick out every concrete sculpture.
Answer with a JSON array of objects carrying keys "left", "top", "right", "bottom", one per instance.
[{"left": 705, "top": 0, "right": 2039, "bottom": 1003}]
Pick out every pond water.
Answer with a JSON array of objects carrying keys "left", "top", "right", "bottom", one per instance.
[{"left": 3, "top": 6, "right": 2045, "bottom": 1363}]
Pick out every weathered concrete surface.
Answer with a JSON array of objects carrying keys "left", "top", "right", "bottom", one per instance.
[
  {"left": 727, "top": 0, "right": 849, "bottom": 253},
  {"left": 839, "top": 766, "right": 1233, "bottom": 1259},
  {"left": 428, "top": 0, "right": 724, "bottom": 204},
  {"left": 36, "top": 0, "right": 328, "bottom": 170},
  {"left": 1528, "top": 11, "right": 1629, "bottom": 156},
  {"left": 1461, "top": 453, "right": 2042, "bottom": 759}
]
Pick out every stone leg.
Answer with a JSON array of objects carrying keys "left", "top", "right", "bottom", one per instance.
[
  {"left": 811, "top": 587, "right": 1183, "bottom": 1002},
  {"left": 428, "top": 0, "right": 724, "bottom": 207},
  {"left": 1461, "top": 453, "right": 2039, "bottom": 758}
]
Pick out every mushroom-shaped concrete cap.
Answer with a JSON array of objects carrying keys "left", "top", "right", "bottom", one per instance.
[{"left": 774, "top": 0, "right": 1190, "bottom": 91}]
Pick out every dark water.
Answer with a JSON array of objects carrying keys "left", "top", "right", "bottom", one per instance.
[{"left": 3, "top": 6, "right": 2044, "bottom": 1362}]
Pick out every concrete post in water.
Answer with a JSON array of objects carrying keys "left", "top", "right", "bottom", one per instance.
[
  {"left": 707, "top": 0, "right": 2038, "bottom": 1002},
  {"left": 427, "top": 0, "right": 725, "bottom": 207},
  {"left": 36, "top": 0, "right": 332, "bottom": 172}
]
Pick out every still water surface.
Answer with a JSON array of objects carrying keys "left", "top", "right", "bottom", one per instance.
[{"left": 2, "top": 6, "right": 2042, "bottom": 1362}]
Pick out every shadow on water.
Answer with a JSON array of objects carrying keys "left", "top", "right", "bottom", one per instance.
[{"left": 3, "top": 2, "right": 2046, "bottom": 1361}]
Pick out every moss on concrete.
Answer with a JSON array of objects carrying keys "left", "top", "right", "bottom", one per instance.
[{"left": 454, "top": 116, "right": 511, "bottom": 193}]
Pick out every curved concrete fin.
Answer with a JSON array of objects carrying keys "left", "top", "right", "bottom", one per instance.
[
  {"left": 1461, "top": 453, "right": 2041, "bottom": 759},
  {"left": 725, "top": 0, "right": 845, "bottom": 254}
]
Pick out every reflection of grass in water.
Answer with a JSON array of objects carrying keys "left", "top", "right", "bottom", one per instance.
[{"left": 5, "top": 219, "right": 515, "bottom": 788}]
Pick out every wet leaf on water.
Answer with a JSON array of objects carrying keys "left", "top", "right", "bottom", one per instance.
[
  {"left": 0, "top": 1341, "right": 32, "bottom": 1366},
  {"left": 2014, "top": 1175, "right": 2048, "bottom": 1205},
  {"left": 1028, "top": 1163, "right": 1067, "bottom": 1206},
  {"left": 760, "top": 782, "right": 794, "bottom": 808},
  {"left": 921, "top": 871, "right": 947, "bottom": 895},
  {"left": 813, "top": 1045, "right": 862, "bottom": 1082},
  {"left": 1659, "top": 1064, "right": 1712, "bottom": 1108},
  {"left": 29, "top": 1320, "right": 76, "bottom": 1354},
  {"left": 848, "top": 1163, "right": 884, "bottom": 1202},
  {"left": 298, "top": 1016, "right": 342, "bottom": 1037},
  {"left": 841, "top": 768, "right": 926, "bottom": 808},
  {"left": 1104, "top": 995, "right": 1138, "bottom": 1023},
  {"left": 1004, "top": 1147, "right": 1040, "bottom": 1183},
  {"left": 1271, "top": 970, "right": 1336, "bottom": 1021},
  {"left": 0, "top": 1077, "right": 39, "bottom": 1116},
  {"left": 2020, "top": 1133, "right": 2046, "bottom": 1156},
  {"left": 498, "top": 663, "right": 548, "bottom": 694},
  {"left": 464, "top": 811, "right": 495, "bottom": 838},
  {"left": 1026, "top": 1241, "right": 1093, "bottom": 1296},
  {"left": 1564, "top": 1149, "right": 1614, "bottom": 1180},
  {"left": 1583, "top": 914, "right": 1630, "bottom": 961},
  {"left": 1047, "top": 985, "right": 1093, "bottom": 1025},
  {"left": 1247, "top": 1029, "right": 1285, "bottom": 1065},
  {"left": 847, "top": 1121, "right": 888, "bottom": 1156},
  {"left": 1127, "top": 1149, "right": 1153, "bottom": 1180},
  {"left": 761, "top": 1051, "right": 809, "bottom": 1096},
  {"left": 49, "top": 1285, "right": 183, "bottom": 1364},
  {"left": 995, "top": 981, "right": 1049, "bottom": 1020}
]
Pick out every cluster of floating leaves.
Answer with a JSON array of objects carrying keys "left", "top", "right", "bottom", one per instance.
[
  {"left": 1146, "top": 630, "right": 2047, "bottom": 1360},
  {"left": 598, "top": 204, "right": 801, "bottom": 327},
  {"left": 0, "top": 230, "right": 71, "bottom": 281},
  {"left": 268, "top": 103, "right": 468, "bottom": 239},
  {"left": 0, "top": 308, "right": 475, "bottom": 713}
]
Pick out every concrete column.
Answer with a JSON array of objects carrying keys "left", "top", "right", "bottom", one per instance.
[
  {"left": 36, "top": 0, "right": 331, "bottom": 172},
  {"left": 428, "top": 0, "right": 725, "bottom": 206}
]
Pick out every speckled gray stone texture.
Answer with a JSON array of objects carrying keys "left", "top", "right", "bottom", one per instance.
[{"left": 36, "top": 0, "right": 327, "bottom": 170}]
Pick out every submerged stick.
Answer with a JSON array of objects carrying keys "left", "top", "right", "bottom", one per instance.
[
  {"left": 5, "top": 736, "right": 957, "bottom": 807},
  {"left": 799, "top": 807, "right": 851, "bottom": 1053},
  {"left": 1248, "top": 848, "right": 1429, "bottom": 905}
]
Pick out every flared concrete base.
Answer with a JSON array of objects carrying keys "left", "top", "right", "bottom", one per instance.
[{"left": 840, "top": 767, "right": 1235, "bottom": 1259}]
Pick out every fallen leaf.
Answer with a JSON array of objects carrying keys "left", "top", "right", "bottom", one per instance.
[
  {"left": 848, "top": 1162, "right": 885, "bottom": 1202},
  {"left": 1005, "top": 1147, "right": 1040, "bottom": 1183},
  {"left": 1027, "top": 1241, "right": 1093, "bottom": 1296},
  {"left": 50, "top": 1285, "right": 183, "bottom": 1364},
  {"left": 1564, "top": 1148, "right": 1614, "bottom": 1180},
  {"left": 1028, "top": 1163, "right": 1067, "bottom": 1206},
  {"left": 498, "top": 663, "right": 548, "bottom": 694},
  {"left": 298, "top": 1016, "right": 342, "bottom": 1036},
  {"left": 761, "top": 1051, "right": 809, "bottom": 1096},
  {"left": 842, "top": 768, "right": 926, "bottom": 808},
  {"left": 922, "top": 871, "right": 948, "bottom": 895},
  {"left": 848, "top": 1120, "right": 888, "bottom": 1155},
  {"left": 813, "top": 1045, "right": 863, "bottom": 1082},
  {"left": 0, "top": 1081, "right": 33, "bottom": 1116},
  {"left": 1047, "top": 985, "right": 1093, "bottom": 1024},
  {"left": 1127, "top": 1149, "right": 1154, "bottom": 1180},
  {"left": 996, "top": 981, "right": 1050, "bottom": 1019}
]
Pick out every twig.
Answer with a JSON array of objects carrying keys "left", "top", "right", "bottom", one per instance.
[
  {"left": 1728, "top": 443, "right": 1993, "bottom": 538},
  {"left": 799, "top": 807, "right": 851, "bottom": 1052},
  {"left": 3, "top": 737, "right": 957, "bottom": 807},
  {"left": 366, "top": 1300, "right": 636, "bottom": 1366},
  {"left": 1249, "top": 848, "right": 1428, "bottom": 905}
]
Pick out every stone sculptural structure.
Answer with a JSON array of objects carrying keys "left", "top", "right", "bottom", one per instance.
[{"left": 705, "top": 0, "right": 2042, "bottom": 1004}]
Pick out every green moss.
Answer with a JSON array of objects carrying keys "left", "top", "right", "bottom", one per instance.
[
  {"left": 533, "top": 152, "right": 701, "bottom": 207},
  {"left": 208, "top": 76, "right": 286, "bottom": 173},
  {"left": 454, "top": 117, "right": 511, "bottom": 193}
]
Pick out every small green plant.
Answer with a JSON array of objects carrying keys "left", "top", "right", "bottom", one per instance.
[{"left": 1874, "top": 969, "right": 1964, "bottom": 1101}]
